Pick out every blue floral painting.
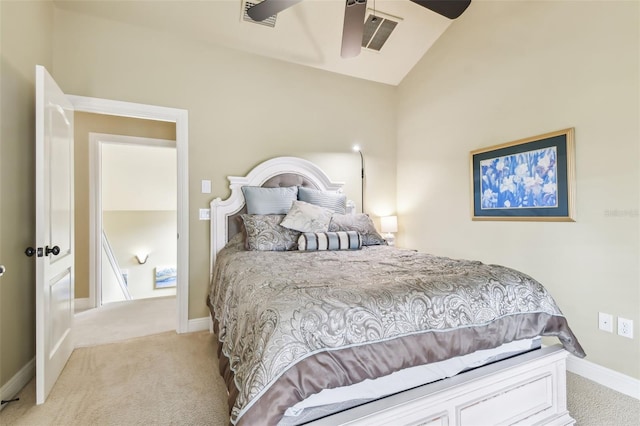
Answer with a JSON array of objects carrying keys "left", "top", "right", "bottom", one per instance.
[
  {"left": 471, "top": 129, "right": 575, "bottom": 221},
  {"left": 479, "top": 147, "right": 558, "bottom": 210}
]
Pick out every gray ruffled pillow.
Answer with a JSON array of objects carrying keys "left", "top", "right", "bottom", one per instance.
[
  {"left": 240, "top": 214, "right": 300, "bottom": 251},
  {"left": 328, "top": 214, "right": 387, "bottom": 246}
]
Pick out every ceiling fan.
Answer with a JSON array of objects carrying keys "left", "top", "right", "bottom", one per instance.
[{"left": 246, "top": 0, "right": 472, "bottom": 58}]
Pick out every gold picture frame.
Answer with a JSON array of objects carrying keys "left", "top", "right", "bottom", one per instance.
[{"left": 470, "top": 128, "right": 576, "bottom": 221}]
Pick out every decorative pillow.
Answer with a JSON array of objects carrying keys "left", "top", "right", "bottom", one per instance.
[
  {"left": 280, "top": 200, "right": 333, "bottom": 233},
  {"left": 297, "top": 187, "right": 347, "bottom": 214},
  {"left": 227, "top": 232, "right": 247, "bottom": 251},
  {"left": 240, "top": 214, "right": 300, "bottom": 251},
  {"left": 298, "top": 231, "right": 362, "bottom": 251},
  {"left": 236, "top": 215, "right": 252, "bottom": 251},
  {"left": 242, "top": 186, "right": 298, "bottom": 215},
  {"left": 328, "top": 213, "right": 388, "bottom": 246}
]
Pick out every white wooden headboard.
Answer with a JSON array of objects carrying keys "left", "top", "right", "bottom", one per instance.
[{"left": 209, "top": 156, "right": 346, "bottom": 279}]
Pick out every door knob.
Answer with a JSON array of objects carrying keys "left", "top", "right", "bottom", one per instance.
[
  {"left": 45, "top": 245, "right": 60, "bottom": 256},
  {"left": 0, "top": 265, "right": 5, "bottom": 277},
  {"left": 25, "top": 247, "right": 43, "bottom": 257}
]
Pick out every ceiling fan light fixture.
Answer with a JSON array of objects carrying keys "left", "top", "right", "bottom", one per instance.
[{"left": 243, "top": 0, "right": 469, "bottom": 60}]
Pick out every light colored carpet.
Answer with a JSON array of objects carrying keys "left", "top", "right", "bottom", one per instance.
[
  {"left": 1, "top": 331, "right": 638, "bottom": 425},
  {"left": 74, "top": 296, "right": 176, "bottom": 347},
  {"left": 0, "top": 331, "right": 230, "bottom": 426},
  {"left": 567, "top": 372, "right": 639, "bottom": 425}
]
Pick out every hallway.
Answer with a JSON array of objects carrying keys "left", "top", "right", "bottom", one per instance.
[{"left": 74, "top": 296, "right": 176, "bottom": 347}]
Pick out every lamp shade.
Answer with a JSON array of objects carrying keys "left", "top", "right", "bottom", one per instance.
[{"left": 380, "top": 216, "right": 398, "bottom": 233}]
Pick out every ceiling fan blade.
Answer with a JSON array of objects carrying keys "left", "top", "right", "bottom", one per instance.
[
  {"left": 341, "top": 0, "right": 367, "bottom": 58},
  {"left": 247, "top": 0, "right": 304, "bottom": 22},
  {"left": 410, "top": 0, "right": 471, "bottom": 19}
]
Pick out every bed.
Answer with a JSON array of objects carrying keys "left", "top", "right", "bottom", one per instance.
[{"left": 208, "top": 156, "right": 585, "bottom": 426}]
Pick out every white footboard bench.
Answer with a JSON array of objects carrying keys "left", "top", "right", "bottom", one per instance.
[{"left": 308, "top": 345, "right": 574, "bottom": 426}]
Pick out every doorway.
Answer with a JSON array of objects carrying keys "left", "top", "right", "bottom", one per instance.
[
  {"left": 69, "top": 96, "right": 190, "bottom": 334},
  {"left": 92, "top": 134, "right": 177, "bottom": 308}
]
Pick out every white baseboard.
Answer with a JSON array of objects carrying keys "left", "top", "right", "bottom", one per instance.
[
  {"left": 0, "top": 357, "right": 35, "bottom": 411},
  {"left": 567, "top": 354, "right": 640, "bottom": 400},
  {"left": 187, "top": 316, "right": 211, "bottom": 333}
]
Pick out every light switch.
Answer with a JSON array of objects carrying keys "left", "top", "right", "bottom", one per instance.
[
  {"left": 199, "top": 209, "right": 210, "bottom": 220},
  {"left": 201, "top": 180, "right": 211, "bottom": 194}
]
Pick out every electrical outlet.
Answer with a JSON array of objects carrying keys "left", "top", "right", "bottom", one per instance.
[
  {"left": 618, "top": 317, "right": 634, "bottom": 339},
  {"left": 599, "top": 312, "right": 613, "bottom": 333}
]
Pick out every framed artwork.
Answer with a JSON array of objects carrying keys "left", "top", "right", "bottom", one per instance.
[
  {"left": 470, "top": 128, "right": 576, "bottom": 221},
  {"left": 154, "top": 265, "right": 177, "bottom": 289}
]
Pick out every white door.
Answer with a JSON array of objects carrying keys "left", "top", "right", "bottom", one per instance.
[{"left": 35, "top": 65, "right": 75, "bottom": 404}]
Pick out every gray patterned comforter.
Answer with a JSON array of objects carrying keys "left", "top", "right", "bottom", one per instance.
[{"left": 208, "top": 235, "right": 585, "bottom": 426}]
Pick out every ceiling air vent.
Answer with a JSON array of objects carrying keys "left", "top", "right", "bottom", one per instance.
[
  {"left": 243, "top": 1, "right": 277, "bottom": 28},
  {"left": 362, "top": 10, "right": 401, "bottom": 52}
]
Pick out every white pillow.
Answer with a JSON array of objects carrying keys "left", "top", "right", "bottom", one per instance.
[{"left": 280, "top": 200, "right": 333, "bottom": 233}]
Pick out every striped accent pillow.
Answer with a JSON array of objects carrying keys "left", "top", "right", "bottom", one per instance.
[
  {"left": 298, "top": 187, "right": 347, "bottom": 214},
  {"left": 297, "top": 231, "right": 362, "bottom": 251}
]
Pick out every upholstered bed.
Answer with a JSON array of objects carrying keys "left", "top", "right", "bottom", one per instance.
[{"left": 208, "top": 157, "right": 585, "bottom": 426}]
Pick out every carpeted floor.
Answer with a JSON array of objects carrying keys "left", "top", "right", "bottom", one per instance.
[
  {"left": 74, "top": 296, "right": 177, "bottom": 347},
  {"left": 1, "top": 330, "right": 638, "bottom": 425},
  {"left": 0, "top": 331, "right": 230, "bottom": 426},
  {"left": 567, "top": 371, "right": 639, "bottom": 425}
]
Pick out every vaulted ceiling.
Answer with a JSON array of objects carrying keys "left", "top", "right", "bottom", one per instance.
[{"left": 54, "top": 0, "right": 459, "bottom": 86}]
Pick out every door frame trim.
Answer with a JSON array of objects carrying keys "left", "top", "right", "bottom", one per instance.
[
  {"left": 90, "top": 133, "right": 176, "bottom": 307},
  {"left": 69, "top": 95, "right": 189, "bottom": 333}
]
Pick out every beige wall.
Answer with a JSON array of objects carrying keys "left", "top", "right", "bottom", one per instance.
[
  {"left": 53, "top": 6, "right": 398, "bottom": 319},
  {"left": 397, "top": 0, "right": 639, "bottom": 378},
  {"left": 102, "top": 143, "right": 177, "bottom": 211},
  {"left": 74, "top": 112, "right": 176, "bottom": 298},
  {"left": 0, "top": 0, "right": 53, "bottom": 388},
  {"left": 103, "top": 211, "right": 177, "bottom": 300}
]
